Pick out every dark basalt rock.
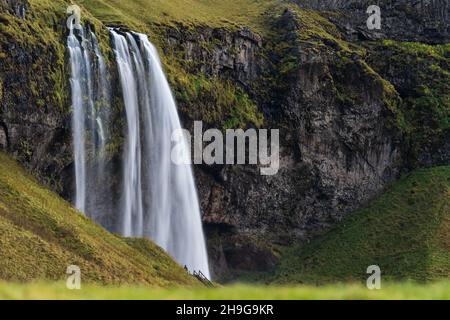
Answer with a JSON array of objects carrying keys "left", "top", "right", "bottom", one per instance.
[
  {"left": 161, "top": 9, "right": 406, "bottom": 278},
  {"left": 0, "top": 6, "right": 72, "bottom": 196},
  {"left": 291, "top": 0, "right": 450, "bottom": 44}
]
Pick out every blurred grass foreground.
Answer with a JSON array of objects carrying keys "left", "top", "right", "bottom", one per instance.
[{"left": 0, "top": 281, "right": 449, "bottom": 300}]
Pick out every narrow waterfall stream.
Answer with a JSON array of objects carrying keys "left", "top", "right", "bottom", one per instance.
[
  {"left": 68, "top": 27, "right": 210, "bottom": 278},
  {"left": 67, "top": 28, "right": 87, "bottom": 213},
  {"left": 88, "top": 31, "right": 110, "bottom": 223},
  {"left": 110, "top": 30, "right": 145, "bottom": 238},
  {"left": 67, "top": 27, "right": 110, "bottom": 218}
]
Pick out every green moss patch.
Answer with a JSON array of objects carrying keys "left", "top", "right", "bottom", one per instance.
[
  {"left": 366, "top": 40, "right": 450, "bottom": 166},
  {"left": 172, "top": 72, "right": 264, "bottom": 129}
]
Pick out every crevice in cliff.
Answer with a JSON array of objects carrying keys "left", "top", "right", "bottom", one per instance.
[{"left": 0, "top": 121, "right": 10, "bottom": 150}]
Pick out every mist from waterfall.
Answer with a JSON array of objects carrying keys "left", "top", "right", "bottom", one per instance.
[
  {"left": 68, "top": 27, "right": 210, "bottom": 278},
  {"left": 89, "top": 31, "right": 111, "bottom": 222},
  {"left": 110, "top": 30, "right": 210, "bottom": 278}
]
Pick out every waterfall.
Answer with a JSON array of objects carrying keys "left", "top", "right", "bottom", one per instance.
[
  {"left": 110, "top": 30, "right": 210, "bottom": 278},
  {"left": 89, "top": 31, "right": 111, "bottom": 223},
  {"left": 67, "top": 27, "right": 110, "bottom": 217},
  {"left": 110, "top": 31, "right": 144, "bottom": 237},
  {"left": 67, "top": 28, "right": 87, "bottom": 213},
  {"left": 90, "top": 30, "right": 109, "bottom": 152},
  {"left": 68, "top": 27, "right": 210, "bottom": 278}
]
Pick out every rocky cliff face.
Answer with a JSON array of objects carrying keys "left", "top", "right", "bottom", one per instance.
[
  {"left": 160, "top": 9, "right": 407, "bottom": 278},
  {"left": 293, "top": 0, "right": 450, "bottom": 44},
  {"left": 165, "top": 26, "right": 264, "bottom": 88},
  {"left": 0, "top": 0, "right": 72, "bottom": 193},
  {"left": 1, "top": 1, "right": 448, "bottom": 280}
]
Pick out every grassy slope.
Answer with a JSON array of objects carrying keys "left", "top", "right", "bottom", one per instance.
[
  {"left": 0, "top": 152, "right": 198, "bottom": 287},
  {"left": 80, "top": 0, "right": 277, "bottom": 33},
  {"left": 0, "top": 281, "right": 449, "bottom": 300},
  {"left": 270, "top": 167, "right": 450, "bottom": 284}
]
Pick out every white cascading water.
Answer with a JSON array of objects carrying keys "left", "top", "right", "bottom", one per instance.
[
  {"left": 110, "top": 31, "right": 144, "bottom": 237},
  {"left": 67, "top": 28, "right": 87, "bottom": 213},
  {"left": 111, "top": 30, "right": 210, "bottom": 278},
  {"left": 68, "top": 27, "right": 210, "bottom": 278},
  {"left": 68, "top": 27, "right": 110, "bottom": 218}
]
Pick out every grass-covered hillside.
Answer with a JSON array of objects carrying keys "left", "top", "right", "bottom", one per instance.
[
  {"left": 270, "top": 166, "right": 450, "bottom": 284},
  {"left": 0, "top": 152, "right": 198, "bottom": 286},
  {"left": 81, "top": 0, "right": 277, "bottom": 32}
]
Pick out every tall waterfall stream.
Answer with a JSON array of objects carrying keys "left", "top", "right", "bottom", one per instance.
[{"left": 68, "top": 27, "right": 210, "bottom": 278}]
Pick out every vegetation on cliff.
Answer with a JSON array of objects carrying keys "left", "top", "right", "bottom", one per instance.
[
  {"left": 0, "top": 0, "right": 67, "bottom": 112},
  {"left": 366, "top": 40, "right": 450, "bottom": 167},
  {"left": 82, "top": 0, "right": 278, "bottom": 33}
]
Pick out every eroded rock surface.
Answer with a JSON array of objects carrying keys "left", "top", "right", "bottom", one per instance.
[{"left": 293, "top": 0, "right": 450, "bottom": 44}]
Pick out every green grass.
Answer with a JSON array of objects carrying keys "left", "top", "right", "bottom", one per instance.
[
  {"left": 80, "top": 0, "right": 278, "bottom": 34},
  {"left": 0, "top": 0, "right": 67, "bottom": 111},
  {"left": 0, "top": 281, "right": 448, "bottom": 300},
  {"left": 0, "top": 152, "right": 198, "bottom": 287},
  {"left": 269, "top": 166, "right": 450, "bottom": 284}
]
